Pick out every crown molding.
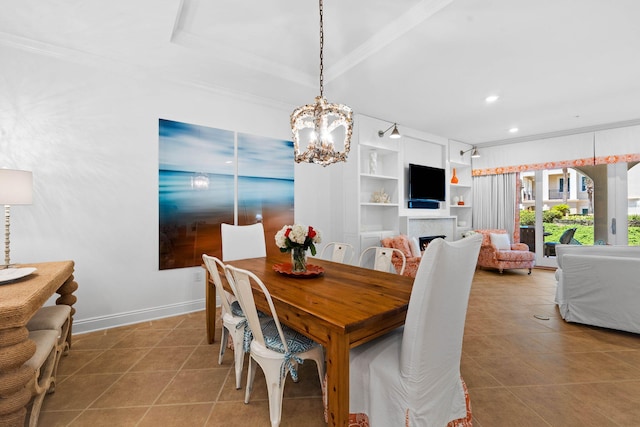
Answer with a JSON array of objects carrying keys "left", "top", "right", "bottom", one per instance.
[
  {"left": 477, "top": 118, "right": 640, "bottom": 148},
  {"left": 0, "top": 30, "right": 295, "bottom": 113}
]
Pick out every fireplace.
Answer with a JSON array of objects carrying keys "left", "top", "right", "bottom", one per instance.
[{"left": 418, "top": 235, "right": 446, "bottom": 251}]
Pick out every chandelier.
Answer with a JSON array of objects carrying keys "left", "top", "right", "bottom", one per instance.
[{"left": 290, "top": 0, "right": 353, "bottom": 167}]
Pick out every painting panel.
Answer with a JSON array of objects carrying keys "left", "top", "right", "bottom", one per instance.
[
  {"left": 237, "top": 132, "right": 294, "bottom": 258},
  {"left": 158, "top": 118, "right": 234, "bottom": 269}
]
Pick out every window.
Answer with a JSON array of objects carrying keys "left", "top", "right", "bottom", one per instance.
[
  {"left": 559, "top": 177, "right": 570, "bottom": 192},
  {"left": 581, "top": 176, "right": 588, "bottom": 191}
]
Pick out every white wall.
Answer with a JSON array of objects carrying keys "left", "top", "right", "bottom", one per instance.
[{"left": 0, "top": 45, "right": 332, "bottom": 333}]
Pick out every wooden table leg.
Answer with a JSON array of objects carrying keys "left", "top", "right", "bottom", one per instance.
[
  {"left": 55, "top": 274, "right": 78, "bottom": 349},
  {"left": 204, "top": 267, "right": 216, "bottom": 344},
  {"left": 0, "top": 326, "right": 37, "bottom": 426},
  {"left": 325, "top": 330, "right": 350, "bottom": 427}
]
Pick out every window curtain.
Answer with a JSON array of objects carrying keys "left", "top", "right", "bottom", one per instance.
[{"left": 472, "top": 173, "right": 517, "bottom": 237}]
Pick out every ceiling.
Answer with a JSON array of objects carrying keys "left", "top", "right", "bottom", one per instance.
[{"left": 2, "top": 0, "right": 640, "bottom": 146}]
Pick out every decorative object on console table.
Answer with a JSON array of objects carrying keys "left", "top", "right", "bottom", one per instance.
[
  {"left": 275, "top": 224, "right": 322, "bottom": 273},
  {"left": 0, "top": 169, "right": 33, "bottom": 268},
  {"left": 450, "top": 167, "right": 459, "bottom": 184}
]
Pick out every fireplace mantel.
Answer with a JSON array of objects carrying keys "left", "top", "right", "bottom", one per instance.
[{"left": 399, "top": 216, "right": 457, "bottom": 241}]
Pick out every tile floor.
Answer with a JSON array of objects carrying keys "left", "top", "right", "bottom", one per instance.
[{"left": 39, "top": 268, "right": 640, "bottom": 426}]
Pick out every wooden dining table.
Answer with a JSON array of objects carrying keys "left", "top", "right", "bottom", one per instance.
[{"left": 205, "top": 256, "right": 414, "bottom": 427}]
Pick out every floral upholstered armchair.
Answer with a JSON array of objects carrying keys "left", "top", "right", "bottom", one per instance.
[
  {"left": 380, "top": 235, "right": 423, "bottom": 277},
  {"left": 475, "top": 229, "right": 535, "bottom": 274}
]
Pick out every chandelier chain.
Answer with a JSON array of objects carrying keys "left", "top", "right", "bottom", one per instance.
[{"left": 319, "top": 0, "right": 324, "bottom": 98}]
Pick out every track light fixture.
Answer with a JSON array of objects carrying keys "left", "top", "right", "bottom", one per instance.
[
  {"left": 378, "top": 123, "right": 401, "bottom": 139},
  {"left": 460, "top": 147, "right": 480, "bottom": 158}
]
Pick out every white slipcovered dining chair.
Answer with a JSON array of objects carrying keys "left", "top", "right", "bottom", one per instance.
[
  {"left": 202, "top": 254, "right": 248, "bottom": 389},
  {"left": 221, "top": 222, "right": 267, "bottom": 262},
  {"left": 358, "top": 246, "right": 407, "bottom": 275},
  {"left": 225, "top": 265, "right": 325, "bottom": 427},
  {"left": 349, "top": 234, "right": 482, "bottom": 426},
  {"left": 320, "top": 242, "right": 355, "bottom": 264}
]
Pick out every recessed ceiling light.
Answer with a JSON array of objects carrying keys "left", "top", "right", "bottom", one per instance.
[
  {"left": 485, "top": 95, "right": 499, "bottom": 103},
  {"left": 509, "top": 127, "right": 519, "bottom": 133}
]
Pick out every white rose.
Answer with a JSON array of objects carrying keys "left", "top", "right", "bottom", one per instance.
[
  {"left": 289, "top": 224, "right": 307, "bottom": 245},
  {"left": 275, "top": 228, "right": 287, "bottom": 248}
]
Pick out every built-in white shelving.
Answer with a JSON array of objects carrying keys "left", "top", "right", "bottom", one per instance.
[{"left": 449, "top": 158, "right": 473, "bottom": 237}]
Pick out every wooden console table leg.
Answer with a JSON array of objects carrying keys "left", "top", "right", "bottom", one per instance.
[
  {"left": 55, "top": 274, "right": 78, "bottom": 349},
  {"left": 0, "top": 326, "right": 37, "bottom": 427}
]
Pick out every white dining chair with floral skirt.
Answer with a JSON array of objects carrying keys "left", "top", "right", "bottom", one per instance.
[{"left": 348, "top": 234, "right": 482, "bottom": 426}]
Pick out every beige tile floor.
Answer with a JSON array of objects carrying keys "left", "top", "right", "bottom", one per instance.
[{"left": 39, "top": 268, "right": 640, "bottom": 426}]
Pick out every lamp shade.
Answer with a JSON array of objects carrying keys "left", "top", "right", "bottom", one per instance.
[{"left": 0, "top": 169, "right": 33, "bottom": 205}]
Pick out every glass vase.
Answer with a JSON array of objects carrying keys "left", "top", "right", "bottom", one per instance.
[
  {"left": 291, "top": 246, "right": 308, "bottom": 273},
  {"left": 451, "top": 167, "right": 459, "bottom": 184}
]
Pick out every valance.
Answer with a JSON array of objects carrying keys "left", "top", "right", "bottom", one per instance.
[
  {"left": 471, "top": 125, "right": 640, "bottom": 176},
  {"left": 473, "top": 153, "right": 640, "bottom": 176}
]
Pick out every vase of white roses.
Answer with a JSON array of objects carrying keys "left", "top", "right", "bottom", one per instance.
[{"left": 275, "top": 224, "right": 322, "bottom": 273}]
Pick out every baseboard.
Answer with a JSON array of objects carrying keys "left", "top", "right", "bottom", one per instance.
[{"left": 73, "top": 299, "right": 206, "bottom": 335}]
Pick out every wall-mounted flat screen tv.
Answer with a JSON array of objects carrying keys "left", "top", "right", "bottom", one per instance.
[{"left": 408, "top": 163, "right": 446, "bottom": 202}]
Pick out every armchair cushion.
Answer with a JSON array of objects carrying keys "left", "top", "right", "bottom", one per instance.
[
  {"left": 490, "top": 233, "right": 511, "bottom": 250},
  {"left": 391, "top": 235, "right": 413, "bottom": 258},
  {"left": 511, "top": 243, "right": 529, "bottom": 251},
  {"left": 381, "top": 235, "right": 422, "bottom": 278},
  {"left": 495, "top": 250, "right": 534, "bottom": 262}
]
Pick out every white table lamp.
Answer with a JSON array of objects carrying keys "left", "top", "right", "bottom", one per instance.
[{"left": 0, "top": 169, "right": 33, "bottom": 268}]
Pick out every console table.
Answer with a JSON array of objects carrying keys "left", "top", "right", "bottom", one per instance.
[{"left": 0, "top": 261, "right": 77, "bottom": 426}]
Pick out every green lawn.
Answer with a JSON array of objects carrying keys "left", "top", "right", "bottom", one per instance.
[{"left": 537, "top": 223, "right": 640, "bottom": 245}]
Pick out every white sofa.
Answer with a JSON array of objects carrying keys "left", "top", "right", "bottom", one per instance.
[{"left": 555, "top": 244, "right": 640, "bottom": 334}]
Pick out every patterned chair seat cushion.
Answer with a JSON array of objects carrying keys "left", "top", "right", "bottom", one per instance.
[
  {"left": 237, "top": 304, "right": 271, "bottom": 353},
  {"left": 495, "top": 250, "right": 535, "bottom": 262},
  {"left": 230, "top": 300, "right": 244, "bottom": 317},
  {"left": 261, "top": 319, "right": 319, "bottom": 382}
]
